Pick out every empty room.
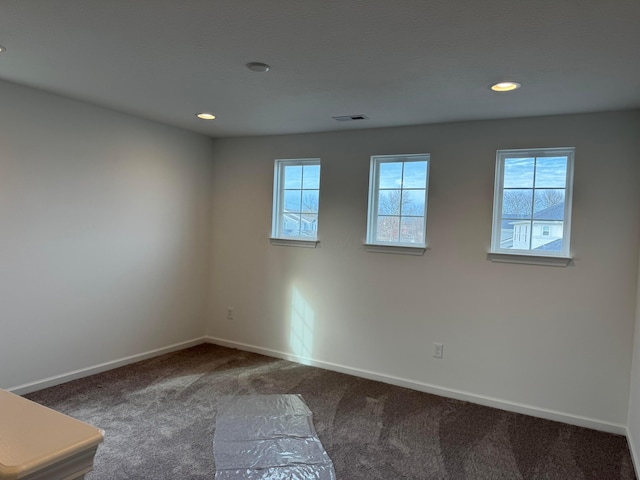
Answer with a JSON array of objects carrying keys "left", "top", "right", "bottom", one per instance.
[{"left": 1, "top": 1, "right": 640, "bottom": 479}]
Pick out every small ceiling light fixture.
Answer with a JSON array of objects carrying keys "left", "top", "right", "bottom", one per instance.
[
  {"left": 246, "top": 62, "right": 271, "bottom": 73},
  {"left": 491, "top": 81, "right": 521, "bottom": 92},
  {"left": 196, "top": 113, "right": 216, "bottom": 120},
  {"left": 0, "top": 44, "right": 6, "bottom": 53}
]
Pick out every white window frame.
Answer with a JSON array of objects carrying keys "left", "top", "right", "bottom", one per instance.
[
  {"left": 490, "top": 147, "right": 574, "bottom": 264},
  {"left": 271, "top": 158, "right": 321, "bottom": 247},
  {"left": 365, "top": 153, "right": 430, "bottom": 254}
]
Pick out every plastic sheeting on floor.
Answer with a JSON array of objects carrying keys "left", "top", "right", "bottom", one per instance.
[{"left": 213, "top": 394, "right": 336, "bottom": 480}]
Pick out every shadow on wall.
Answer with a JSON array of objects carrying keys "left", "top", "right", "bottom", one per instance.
[{"left": 289, "top": 286, "right": 315, "bottom": 362}]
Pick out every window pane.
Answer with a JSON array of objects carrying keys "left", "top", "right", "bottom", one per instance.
[
  {"left": 378, "top": 190, "right": 401, "bottom": 215},
  {"left": 400, "top": 217, "right": 424, "bottom": 244},
  {"left": 511, "top": 221, "right": 532, "bottom": 250},
  {"left": 367, "top": 154, "right": 430, "bottom": 247},
  {"left": 533, "top": 189, "right": 565, "bottom": 219},
  {"left": 284, "top": 165, "right": 302, "bottom": 189},
  {"left": 281, "top": 214, "right": 300, "bottom": 237},
  {"left": 492, "top": 148, "right": 573, "bottom": 256},
  {"left": 379, "top": 162, "right": 403, "bottom": 189},
  {"left": 301, "top": 190, "right": 319, "bottom": 213},
  {"left": 534, "top": 157, "right": 567, "bottom": 188},
  {"left": 504, "top": 157, "right": 534, "bottom": 188},
  {"left": 401, "top": 189, "right": 425, "bottom": 216},
  {"left": 376, "top": 216, "right": 400, "bottom": 242},
  {"left": 532, "top": 221, "right": 563, "bottom": 252},
  {"left": 273, "top": 159, "right": 321, "bottom": 241},
  {"left": 502, "top": 189, "right": 533, "bottom": 219},
  {"left": 402, "top": 161, "right": 428, "bottom": 188},
  {"left": 284, "top": 190, "right": 301, "bottom": 213},
  {"left": 302, "top": 165, "right": 320, "bottom": 189},
  {"left": 300, "top": 214, "right": 318, "bottom": 238}
]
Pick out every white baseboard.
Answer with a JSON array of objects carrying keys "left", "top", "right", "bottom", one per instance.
[
  {"left": 205, "top": 336, "right": 627, "bottom": 435},
  {"left": 8, "top": 337, "right": 207, "bottom": 395}
]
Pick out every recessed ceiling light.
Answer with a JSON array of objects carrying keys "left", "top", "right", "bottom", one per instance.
[
  {"left": 246, "top": 62, "right": 271, "bottom": 73},
  {"left": 0, "top": 44, "right": 6, "bottom": 53},
  {"left": 196, "top": 113, "right": 216, "bottom": 120},
  {"left": 491, "top": 81, "right": 521, "bottom": 92}
]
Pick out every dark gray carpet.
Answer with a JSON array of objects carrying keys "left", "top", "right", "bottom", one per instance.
[{"left": 25, "top": 344, "right": 636, "bottom": 479}]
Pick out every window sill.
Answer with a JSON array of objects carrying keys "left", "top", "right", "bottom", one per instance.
[
  {"left": 364, "top": 243, "right": 426, "bottom": 256},
  {"left": 487, "top": 252, "right": 572, "bottom": 267},
  {"left": 270, "top": 238, "right": 319, "bottom": 248}
]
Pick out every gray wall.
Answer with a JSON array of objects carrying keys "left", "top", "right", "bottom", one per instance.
[
  {"left": 207, "top": 110, "right": 640, "bottom": 427},
  {"left": 0, "top": 80, "right": 214, "bottom": 389}
]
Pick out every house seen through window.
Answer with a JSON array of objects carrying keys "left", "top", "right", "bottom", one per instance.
[
  {"left": 366, "top": 154, "right": 430, "bottom": 247},
  {"left": 491, "top": 147, "right": 574, "bottom": 257},
  {"left": 272, "top": 159, "right": 320, "bottom": 240}
]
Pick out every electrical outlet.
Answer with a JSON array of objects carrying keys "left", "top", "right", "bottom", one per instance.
[
  {"left": 226, "top": 307, "right": 234, "bottom": 320},
  {"left": 433, "top": 342, "right": 443, "bottom": 359}
]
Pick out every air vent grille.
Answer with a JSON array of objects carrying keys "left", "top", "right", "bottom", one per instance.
[{"left": 332, "top": 114, "right": 369, "bottom": 122}]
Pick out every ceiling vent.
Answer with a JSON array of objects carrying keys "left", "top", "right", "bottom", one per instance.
[{"left": 332, "top": 114, "right": 369, "bottom": 122}]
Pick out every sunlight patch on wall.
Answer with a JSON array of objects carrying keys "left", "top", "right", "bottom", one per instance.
[{"left": 289, "top": 286, "right": 314, "bottom": 361}]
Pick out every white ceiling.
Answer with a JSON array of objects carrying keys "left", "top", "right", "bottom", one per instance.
[{"left": 0, "top": 1, "right": 638, "bottom": 138}]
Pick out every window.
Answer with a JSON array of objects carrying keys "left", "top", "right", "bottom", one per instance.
[
  {"left": 272, "top": 159, "right": 321, "bottom": 242},
  {"left": 366, "top": 154, "right": 430, "bottom": 249},
  {"left": 490, "top": 147, "right": 574, "bottom": 259}
]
